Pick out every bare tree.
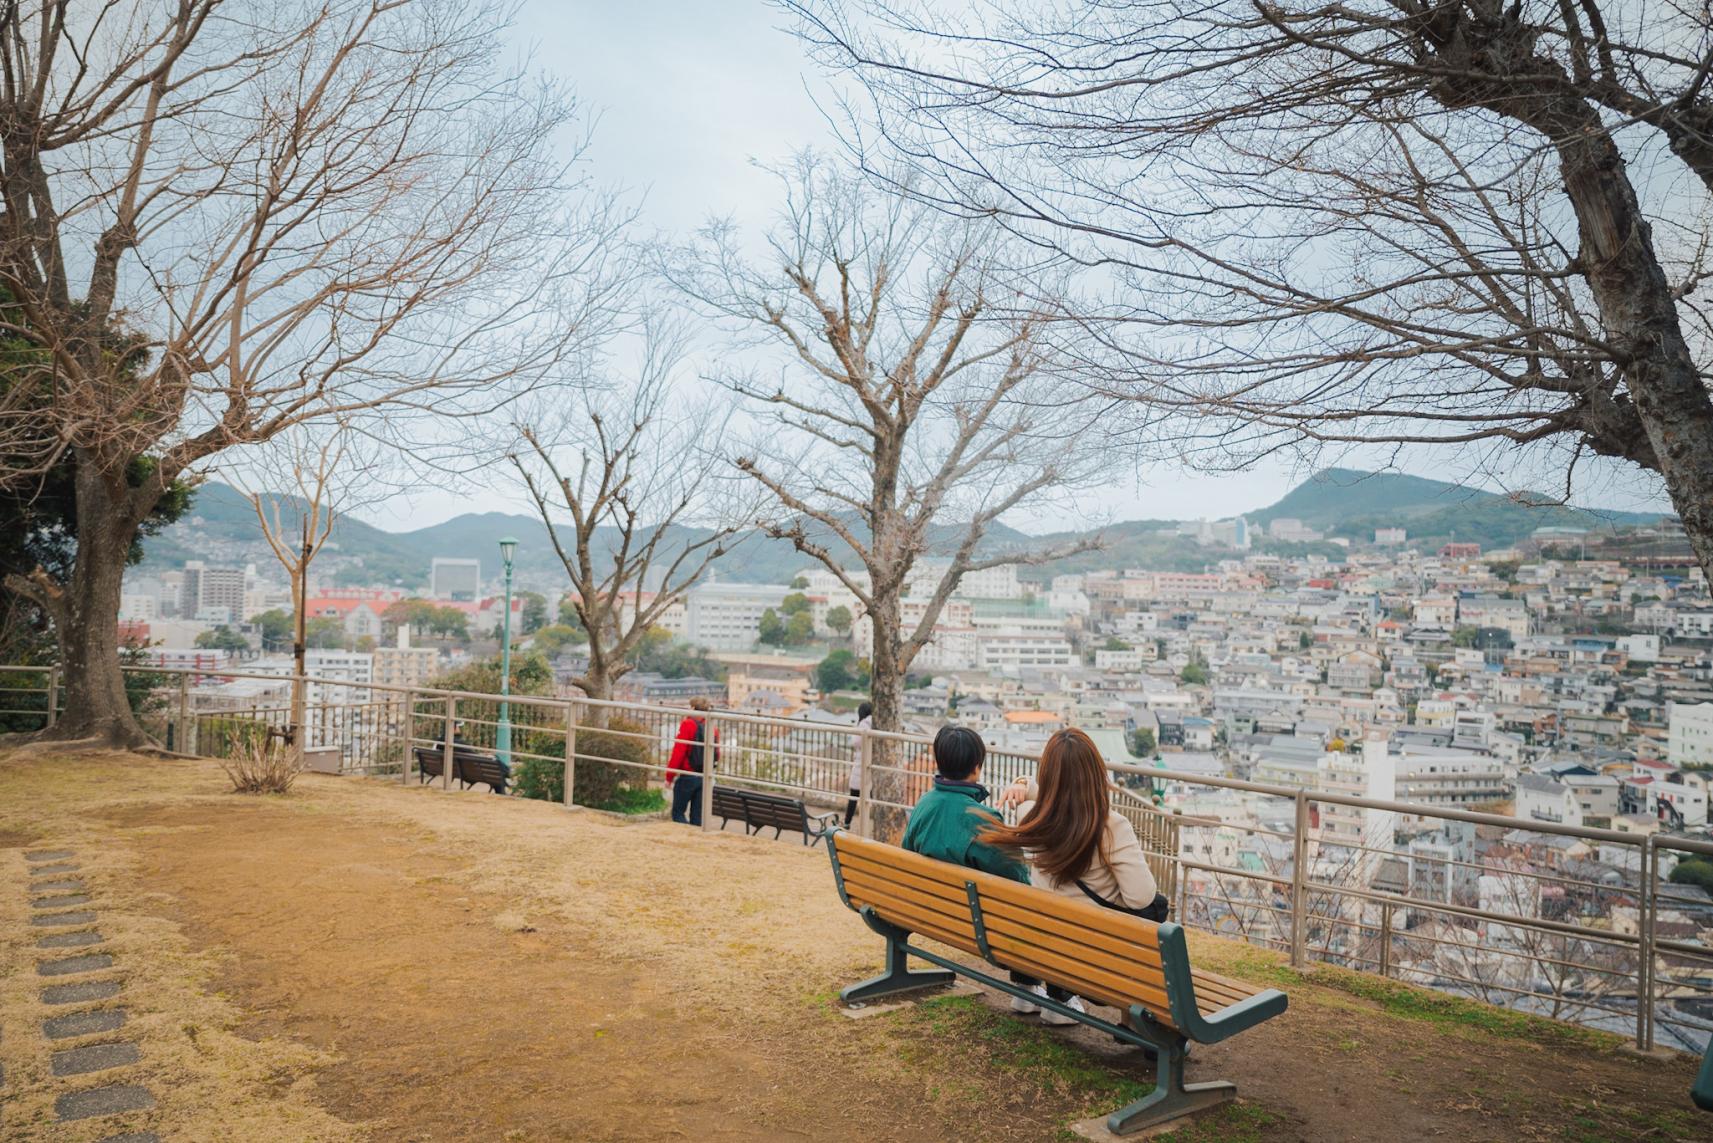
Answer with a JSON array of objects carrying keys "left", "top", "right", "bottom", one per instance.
[
  {"left": 787, "top": 0, "right": 1713, "bottom": 578},
  {"left": 0, "top": 0, "right": 623, "bottom": 747},
  {"left": 663, "top": 156, "right": 1100, "bottom": 742},
  {"left": 510, "top": 318, "right": 749, "bottom": 710},
  {"left": 225, "top": 422, "right": 378, "bottom": 764}
]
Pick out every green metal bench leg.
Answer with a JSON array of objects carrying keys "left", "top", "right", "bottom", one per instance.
[
  {"left": 1106, "top": 1040, "right": 1234, "bottom": 1136},
  {"left": 841, "top": 909, "right": 955, "bottom": 1003}
]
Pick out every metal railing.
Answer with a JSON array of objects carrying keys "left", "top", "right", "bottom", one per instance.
[{"left": 4, "top": 661, "right": 1708, "bottom": 1054}]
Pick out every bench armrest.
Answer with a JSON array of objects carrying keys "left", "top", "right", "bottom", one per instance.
[{"left": 1156, "top": 922, "right": 1289, "bottom": 1045}]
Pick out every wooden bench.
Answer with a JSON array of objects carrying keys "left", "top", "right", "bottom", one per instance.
[
  {"left": 412, "top": 746, "right": 509, "bottom": 794},
  {"left": 826, "top": 831, "right": 1287, "bottom": 1136},
  {"left": 713, "top": 786, "right": 839, "bottom": 846}
]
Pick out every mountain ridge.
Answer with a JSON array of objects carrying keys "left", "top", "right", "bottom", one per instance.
[{"left": 134, "top": 468, "right": 1673, "bottom": 590}]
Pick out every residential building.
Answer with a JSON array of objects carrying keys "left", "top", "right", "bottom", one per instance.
[
  {"left": 1668, "top": 701, "right": 1713, "bottom": 767},
  {"left": 430, "top": 557, "right": 481, "bottom": 601},
  {"left": 685, "top": 583, "right": 789, "bottom": 651}
]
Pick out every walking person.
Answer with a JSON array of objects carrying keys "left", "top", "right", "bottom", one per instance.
[
  {"left": 843, "top": 701, "right": 873, "bottom": 828},
  {"left": 989, "top": 727, "right": 1169, "bottom": 1023},
  {"left": 666, "top": 697, "right": 717, "bottom": 826}
]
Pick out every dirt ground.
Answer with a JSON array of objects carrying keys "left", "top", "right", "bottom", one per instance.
[{"left": 0, "top": 750, "right": 1704, "bottom": 1142}]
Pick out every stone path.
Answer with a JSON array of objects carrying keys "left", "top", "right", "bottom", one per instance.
[{"left": 20, "top": 846, "right": 160, "bottom": 1142}]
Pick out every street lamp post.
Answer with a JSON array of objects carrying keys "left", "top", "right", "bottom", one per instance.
[{"left": 496, "top": 536, "right": 518, "bottom": 767}]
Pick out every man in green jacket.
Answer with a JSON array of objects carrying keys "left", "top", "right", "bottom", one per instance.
[
  {"left": 901, "top": 725, "right": 1029, "bottom": 882},
  {"left": 903, "top": 726, "right": 1069, "bottom": 1019}
]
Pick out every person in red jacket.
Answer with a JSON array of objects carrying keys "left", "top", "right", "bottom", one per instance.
[{"left": 666, "top": 697, "right": 718, "bottom": 825}]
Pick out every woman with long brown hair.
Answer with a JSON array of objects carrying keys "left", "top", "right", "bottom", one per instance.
[
  {"left": 986, "top": 727, "right": 1166, "bottom": 1024},
  {"left": 989, "top": 727, "right": 1164, "bottom": 915}
]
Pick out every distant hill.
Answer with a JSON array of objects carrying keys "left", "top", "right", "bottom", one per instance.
[
  {"left": 1249, "top": 467, "right": 1666, "bottom": 549},
  {"left": 136, "top": 468, "right": 1673, "bottom": 592}
]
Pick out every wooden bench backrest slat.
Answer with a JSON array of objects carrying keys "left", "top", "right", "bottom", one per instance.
[
  {"left": 835, "top": 837, "right": 1162, "bottom": 950},
  {"left": 838, "top": 866, "right": 1175, "bottom": 1013},
  {"left": 836, "top": 854, "right": 1172, "bottom": 988}
]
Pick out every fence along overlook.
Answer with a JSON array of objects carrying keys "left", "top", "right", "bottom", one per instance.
[{"left": 4, "top": 660, "right": 1710, "bottom": 1066}]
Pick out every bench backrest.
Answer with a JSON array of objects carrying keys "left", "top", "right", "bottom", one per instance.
[
  {"left": 413, "top": 746, "right": 446, "bottom": 775},
  {"left": 829, "top": 831, "right": 1181, "bottom": 1030},
  {"left": 715, "top": 786, "right": 809, "bottom": 830},
  {"left": 454, "top": 751, "right": 505, "bottom": 784}
]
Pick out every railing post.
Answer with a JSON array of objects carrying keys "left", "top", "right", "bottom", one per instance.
[
  {"left": 1637, "top": 837, "right": 1657, "bottom": 1051},
  {"left": 441, "top": 695, "right": 455, "bottom": 791},
  {"left": 400, "top": 689, "right": 415, "bottom": 785},
  {"left": 563, "top": 699, "right": 578, "bottom": 809},
  {"left": 45, "top": 665, "right": 59, "bottom": 729},
  {"left": 699, "top": 714, "right": 717, "bottom": 833},
  {"left": 1290, "top": 790, "right": 1309, "bottom": 969},
  {"left": 856, "top": 727, "right": 873, "bottom": 839},
  {"left": 177, "top": 674, "right": 193, "bottom": 756},
  {"left": 1379, "top": 899, "right": 1393, "bottom": 978}
]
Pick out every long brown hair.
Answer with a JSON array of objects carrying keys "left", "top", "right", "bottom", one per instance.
[{"left": 982, "top": 728, "right": 1111, "bottom": 882}]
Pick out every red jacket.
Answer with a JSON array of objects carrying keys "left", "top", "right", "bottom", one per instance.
[{"left": 665, "top": 715, "right": 718, "bottom": 784}]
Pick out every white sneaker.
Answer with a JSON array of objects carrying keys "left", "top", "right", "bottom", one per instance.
[
  {"left": 1040, "top": 996, "right": 1086, "bottom": 1026},
  {"left": 1010, "top": 984, "right": 1047, "bottom": 1015}
]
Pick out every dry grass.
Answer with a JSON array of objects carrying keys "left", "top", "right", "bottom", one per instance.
[
  {"left": 216, "top": 733, "right": 304, "bottom": 795},
  {"left": 0, "top": 748, "right": 1703, "bottom": 1143}
]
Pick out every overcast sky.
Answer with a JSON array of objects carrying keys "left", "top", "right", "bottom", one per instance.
[{"left": 343, "top": 0, "right": 1673, "bottom": 536}]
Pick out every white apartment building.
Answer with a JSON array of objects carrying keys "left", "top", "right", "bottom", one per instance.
[
  {"left": 1668, "top": 702, "right": 1713, "bottom": 768},
  {"left": 906, "top": 559, "right": 1024, "bottom": 600},
  {"left": 183, "top": 561, "right": 247, "bottom": 624},
  {"left": 685, "top": 583, "right": 789, "bottom": 650},
  {"left": 1457, "top": 595, "right": 1530, "bottom": 640},
  {"left": 119, "top": 593, "right": 158, "bottom": 621},
  {"left": 1514, "top": 774, "right": 1583, "bottom": 828},
  {"left": 1392, "top": 745, "right": 1508, "bottom": 810},
  {"left": 1094, "top": 648, "right": 1147, "bottom": 672},
  {"left": 977, "top": 633, "right": 1076, "bottom": 672},
  {"left": 1413, "top": 597, "right": 1457, "bottom": 628},
  {"left": 430, "top": 557, "right": 481, "bottom": 601}
]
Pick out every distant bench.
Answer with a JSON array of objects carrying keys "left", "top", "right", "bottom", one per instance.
[
  {"left": 713, "top": 786, "right": 839, "bottom": 847},
  {"left": 826, "top": 831, "right": 1287, "bottom": 1136},
  {"left": 412, "top": 746, "right": 509, "bottom": 795}
]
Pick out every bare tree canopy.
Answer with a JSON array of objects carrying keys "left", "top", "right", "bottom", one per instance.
[
  {"left": 0, "top": 0, "right": 624, "bottom": 746},
  {"left": 511, "top": 315, "right": 750, "bottom": 705},
  {"left": 661, "top": 155, "right": 1100, "bottom": 735},
  {"left": 787, "top": 0, "right": 1713, "bottom": 578}
]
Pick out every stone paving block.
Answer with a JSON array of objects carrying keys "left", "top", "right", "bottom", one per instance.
[
  {"left": 26, "top": 848, "right": 75, "bottom": 862},
  {"left": 31, "top": 910, "right": 97, "bottom": 927},
  {"left": 52, "top": 1041, "right": 141, "bottom": 1076},
  {"left": 33, "top": 893, "right": 93, "bottom": 909},
  {"left": 42, "top": 980, "right": 123, "bottom": 1005},
  {"left": 31, "top": 861, "right": 80, "bottom": 875},
  {"left": 98, "top": 1135, "right": 161, "bottom": 1143},
  {"left": 44, "top": 1008, "right": 127, "bottom": 1040},
  {"left": 38, "top": 953, "right": 115, "bottom": 977},
  {"left": 31, "top": 877, "right": 87, "bottom": 893},
  {"left": 38, "top": 929, "right": 104, "bottom": 949},
  {"left": 55, "top": 1083, "right": 154, "bottom": 1121}
]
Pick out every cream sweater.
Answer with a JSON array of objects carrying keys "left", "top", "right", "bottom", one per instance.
[{"left": 1015, "top": 779, "right": 1159, "bottom": 910}]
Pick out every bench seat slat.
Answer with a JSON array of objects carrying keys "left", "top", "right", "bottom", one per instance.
[{"left": 835, "top": 841, "right": 1161, "bottom": 949}]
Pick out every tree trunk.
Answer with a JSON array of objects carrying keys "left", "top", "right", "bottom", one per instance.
[
  {"left": 866, "top": 598, "right": 911, "bottom": 842},
  {"left": 290, "top": 564, "right": 308, "bottom": 766},
  {"left": 37, "top": 464, "right": 152, "bottom": 748}
]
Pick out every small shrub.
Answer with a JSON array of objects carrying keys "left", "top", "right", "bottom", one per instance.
[
  {"left": 514, "top": 716, "right": 654, "bottom": 809},
  {"left": 219, "top": 727, "right": 303, "bottom": 794}
]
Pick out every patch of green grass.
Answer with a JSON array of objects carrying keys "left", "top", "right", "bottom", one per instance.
[
  {"left": 596, "top": 787, "right": 666, "bottom": 815},
  {"left": 1200, "top": 941, "right": 1618, "bottom": 1052},
  {"left": 1558, "top": 1101, "right": 1702, "bottom": 1143},
  {"left": 1151, "top": 1102, "right": 1280, "bottom": 1142},
  {"left": 901, "top": 995, "right": 1147, "bottom": 1103}
]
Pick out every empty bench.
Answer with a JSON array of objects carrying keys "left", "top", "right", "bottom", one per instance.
[
  {"left": 713, "top": 786, "right": 839, "bottom": 846},
  {"left": 412, "top": 746, "right": 509, "bottom": 794},
  {"left": 826, "top": 831, "right": 1287, "bottom": 1136}
]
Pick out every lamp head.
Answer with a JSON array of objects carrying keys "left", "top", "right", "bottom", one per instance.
[{"left": 498, "top": 536, "right": 518, "bottom": 567}]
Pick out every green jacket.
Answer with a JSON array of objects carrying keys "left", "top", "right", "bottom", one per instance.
[{"left": 901, "top": 779, "right": 1030, "bottom": 884}]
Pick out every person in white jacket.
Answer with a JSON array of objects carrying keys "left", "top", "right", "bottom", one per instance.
[{"left": 988, "top": 727, "right": 1168, "bottom": 1023}]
